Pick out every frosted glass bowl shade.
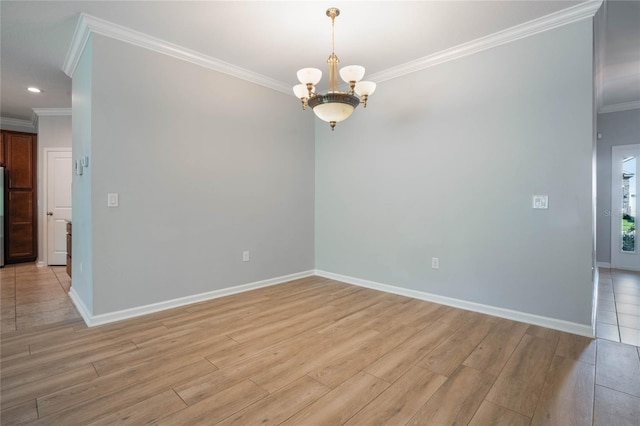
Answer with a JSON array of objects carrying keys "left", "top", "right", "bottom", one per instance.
[
  {"left": 293, "top": 84, "right": 310, "bottom": 99},
  {"left": 354, "top": 81, "right": 376, "bottom": 96},
  {"left": 339, "top": 65, "right": 365, "bottom": 83},
  {"left": 297, "top": 68, "right": 322, "bottom": 85},
  {"left": 308, "top": 93, "right": 360, "bottom": 123}
]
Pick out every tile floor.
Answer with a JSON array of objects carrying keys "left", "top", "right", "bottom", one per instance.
[{"left": 597, "top": 268, "right": 640, "bottom": 346}]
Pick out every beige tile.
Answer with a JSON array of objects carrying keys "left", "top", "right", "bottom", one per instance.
[
  {"left": 530, "top": 356, "right": 594, "bottom": 425},
  {"left": 617, "top": 302, "right": 640, "bottom": 316},
  {"left": 620, "top": 327, "right": 640, "bottom": 346},
  {"left": 597, "top": 309, "right": 618, "bottom": 325},
  {"left": 596, "top": 339, "right": 640, "bottom": 397},
  {"left": 596, "top": 322, "right": 620, "bottom": 342},
  {"left": 594, "top": 385, "right": 640, "bottom": 426},
  {"left": 616, "top": 293, "right": 640, "bottom": 306},
  {"left": 618, "top": 313, "right": 640, "bottom": 329},
  {"left": 597, "top": 299, "right": 616, "bottom": 312}
]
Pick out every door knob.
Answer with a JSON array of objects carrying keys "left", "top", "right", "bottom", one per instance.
[{"left": 47, "top": 212, "right": 53, "bottom": 216}]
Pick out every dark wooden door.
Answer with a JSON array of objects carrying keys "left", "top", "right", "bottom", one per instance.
[{"left": 3, "top": 131, "right": 37, "bottom": 263}]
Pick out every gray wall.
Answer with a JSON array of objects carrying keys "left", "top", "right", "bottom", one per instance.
[
  {"left": 71, "top": 37, "right": 94, "bottom": 314},
  {"left": 87, "top": 35, "right": 314, "bottom": 315},
  {"left": 596, "top": 108, "right": 640, "bottom": 263},
  {"left": 36, "top": 114, "right": 72, "bottom": 265},
  {"left": 316, "top": 20, "right": 595, "bottom": 325}
]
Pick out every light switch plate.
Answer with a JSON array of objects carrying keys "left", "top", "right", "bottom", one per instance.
[
  {"left": 532, "top": 195, "right": 548, "bottom": 209},
  {"left": 107, "top": 193, "right": 119, "bottom": 207}
]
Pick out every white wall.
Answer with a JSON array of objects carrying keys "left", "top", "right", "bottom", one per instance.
[
  {"left": 316, "top": 20, "right": 595, "bottom": 326},
  {"left": 35, "top": 114, "right": 72, "bottom": 266},
  {"left": 84, "top": 35, "right": 314, "bottom": 316},
  {"left": 71, "top": 37, "right": 94, "bottom": 315},
  {"left": 596, "top": 108, "right": 640, "bottom": 264}
]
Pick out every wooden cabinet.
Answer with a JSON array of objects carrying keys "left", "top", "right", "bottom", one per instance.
[{"left": 2, "top": 131, "right": 37, "bottom": 264}]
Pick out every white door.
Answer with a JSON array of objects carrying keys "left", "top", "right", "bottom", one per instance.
[
  {"left": 611, "top": 144, "right": 640, "bottom": 271},
  {"left": 47, "top": 151, "right": 72, "bottom": 265}
]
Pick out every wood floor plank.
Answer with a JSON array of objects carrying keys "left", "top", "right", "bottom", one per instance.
[
  {"left": 485, "top": 333, "right": 557, "bottom": 417},
  {"left": 555, "top": 332, "right": 596, "bottom": 365},
  {"left": 594, "top": 384, "right": 640, "bottom": 426},
  {"left": 1, "top": 270, "right": 639, "bottom": 426},
  {"left": 155, "top": 380, "right": 266, "bottom": 425},
  {"left": 32, "top": 359, "right": 217, "bottom": 425},
  {"left": 463, "top": 319, "right": 529, "bottom": 376},
  {"left": 1, "top": 364, "right": 97, "bottom": 409},
  {"left": 174, "top": 330, "right": 329, "bottom": 406},
  {"left": 596, "top": 338, "right": 640, "bottom": 397},
  {"left": 37, "top": 338, "right": 228, "bottom": 417},
  {"left": 87, "top": 389, "right": 187, "bottom": 426},
  {"left": 250, "top": 327, "right": 380, "bottom": 393},
  {"left": 364, "top": 320, "right": 456, "bottom": 383},
  {"left": 281, "top": 371, "right": 390, "bottom": 425},
  {"left": 0, "top": 399, "right": 38, "bottom": 426},
  {"left": 419, "top": 315, "right": 496, "bottom": 376},
  {"left": 308, "top": 323, "right": 420, "bottom": 388},
  {"left": 468, "top": 400, "right": 531, "bottom": 426},
  {"left": 92, "top": 333, "right": 234, "bottom": 377},
  {"left": 1, "top": 341, "right": 136, "bottom": 391},
  {"left": 406, "top": 365, "right": 495, "bottom": 425},
  {"left": 530, "top": 355, "right": 595, "bottom": 425},
  {"left": 344, "top": 365, "right": 447, "bottom": 425},
  {"left": 215, "top": 375, "right": 330, "bottom": 426}
]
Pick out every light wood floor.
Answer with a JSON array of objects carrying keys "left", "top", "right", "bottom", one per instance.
[{"left": 1, "top": 264, "right": 640, "bottom": 425}]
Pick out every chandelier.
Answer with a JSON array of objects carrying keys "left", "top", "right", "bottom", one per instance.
[{"left": 293, "top": 7, "right": 376, "bottom": 131}]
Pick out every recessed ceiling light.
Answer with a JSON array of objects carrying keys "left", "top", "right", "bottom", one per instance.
[{"left": 27, "top": 87, "right": 42, "bottom": 93}]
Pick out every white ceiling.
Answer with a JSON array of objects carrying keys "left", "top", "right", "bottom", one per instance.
[{"left": 1, "top": 1, "right": 638, "bottom": 122}]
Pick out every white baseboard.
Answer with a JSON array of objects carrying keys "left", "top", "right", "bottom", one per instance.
[
  {"left": 36, "top": 260, "right": 45, "bottom": 268},
  {"left": 69, "top": 287, "right": 93, "bottom": 325},
  {"left": 72, "top": 270, "right": 315, "bottom": 327},
  {"left": 597, "top": 262, "right": 611, "bottom": 269},
  {"left": 315, "top": 270, "right": 594, "bottom": 338}
]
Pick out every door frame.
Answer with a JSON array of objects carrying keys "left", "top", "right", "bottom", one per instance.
[
  {"left": 41, "top": 147, "right": 72, "bottom": 267},
  {"left": 610, "top": 144, "right": 640, "bottom": 271}
]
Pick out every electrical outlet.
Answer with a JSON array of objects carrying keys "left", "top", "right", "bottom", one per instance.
[
  {"left": 431, "top": 257, "right": 439, "bottom": 269},
  {"left": 243, "top": 251, "right": 250, "bottom": 262}
]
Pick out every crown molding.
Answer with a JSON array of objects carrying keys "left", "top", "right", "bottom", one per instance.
[
  {"left": 63, "top": 13, "right": 291, "bottom": 95},
  {"left": 0, "top": 117, "right": 36, "bottom": 131},
  {"left": 32, "top": 108, "right": 72, "bottom": 117},
  {"left": 369, "top": 0, "right": 603, "bottom": 83},
  {"left": 594, "top": 0, "right": 607, "bottom": 112},
  {"left": 31, "top": 108, "right": 73, "bottom": 128},
  {"left": 63, "top": 2, "right": 602, "bottom": 98},
  {"left": 599, "top": 100, "right": 640, "bottom": 114}
]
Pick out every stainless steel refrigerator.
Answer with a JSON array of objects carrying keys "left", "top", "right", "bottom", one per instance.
[{"left": 0, "top": 166, "right": 4, "bottom": 267}]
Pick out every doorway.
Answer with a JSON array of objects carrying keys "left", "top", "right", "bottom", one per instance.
[
  {"left": 611, "top": 145, "right": 640, "bottom": 271},
  {"left": 44, "top": 149, "right": 72, "bottom": 266}
]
